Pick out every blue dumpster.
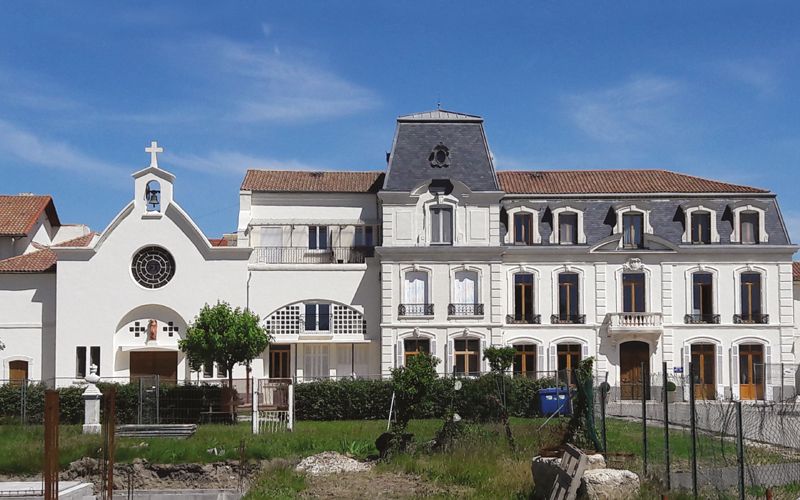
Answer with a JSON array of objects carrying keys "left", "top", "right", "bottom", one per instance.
[{"left": 538, "top": 387, "right": 571, "bottom": 416}]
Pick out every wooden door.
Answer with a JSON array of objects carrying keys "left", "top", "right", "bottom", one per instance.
[
  {"left": 269, "top": 345, "right": 291, "bottom": 379},
  {"left": 620, "top": 341, "right": 650, "bottom": 400},
  {"left": 130, "top": 352, "right": 178, "bottom": 383},
  {"left": 739, "top": 344, "right": 764, "bottom": 400},
  {"left": 691, "top": 344, "right": 716, "bottom": 399},
  {"left": 9, "top": 360, "right": 28, "bottom": 385}
]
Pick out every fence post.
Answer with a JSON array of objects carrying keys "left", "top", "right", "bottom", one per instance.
[
  {"left": 155, "top": 374, "right": 160, "bottom": 425},
  {"left": 251, "top": 378, "right": 259, "bottom": 435},
  {"left": 137, "top": 378, "right": 143, "bottom": 425},
  {"left": 641, "top": 362, "right": 648, "bottom": 477},
  {"left": 287, "top": 382, "right": 294, "bottom": 432},
  {"left": 600, "top": 382, "right": 607, "bottom": 454},
  {"left": 780, "top": 363, "right": 784, "bottom": 401},
  {"left": 103, "top": 386, "right": 116, "bottom": 500},
  {"left": 689, "top": 361, "right": 698, "bottom": 498},
  {"left": 43, "top": 390, "right": 59, "bottom": 500},
  {"left": 662, "top": 362, "right": 670, "bottom": 492},
  {"left": 735, "top": 401, "right": 744, "bottom": 500}
]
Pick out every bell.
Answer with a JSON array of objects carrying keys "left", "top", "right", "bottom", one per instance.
[{"left": 145, "top": 185, "right": 160, "bottom": 208}]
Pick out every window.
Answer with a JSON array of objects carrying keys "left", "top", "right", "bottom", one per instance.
[
  {"left": 354, "top": 226, "right": 374, "bottom": 247},
  {"left": 740, "top": 273, "right": 762, "bottom": 322},
  {"left": 513, "top": 274, "right": 534, "bottom": 322},
  {"left": 622, "top": 213, "right": 644, "bottom": 248},
  {"left": 90, "top": 346, "right": 100, "bottom": 376},
  {"left": 8, "top": 360, "right": 28, "bottom": 384},
  {"left": 404, "top": 339, "right": 430, "bottom": 363},
  {"left": 622, "top": 273, "right": 645, "bottom": 313},
  {"left": 558, "top": 273, "right": 580, "bottom": 321},
  {"left": 403, "top": 271, "right": 429, "bottom": 304},
  {"left": 202, "top": 363, "right": 214, "bottom": 378},
  {"left": 514, "top": 213, "right": 533, "bottom": 245},
  {"left": 557, "top": 344, "right": 582, "bottom": 385},
  {"left": 303, "top": 345, "right": 329, "bottom": 379},
  {"left": 131, "top": 246, "right": 176, "bottom": 289},
  {"left": 454, "top": 339, "right": 481, "bottom": 376},
  {"left": 559, "top": 213, "right": 578, "bottom": 245},
  {"left": 304, "top": 303, "right": 331, "bottom": 331},
  {"left": 76, "top": 346, "right": 87, "bottom": 378},
  {"left": 430, "top": 206, "right": 453, "bottom": 245},
  {"left": 308, "top": 226, "right": 328, "bottom": 250},
  {"left": 216, "top": 363, "right": 228, "bottom": 378},
  {"left": 513, "top": 344, "right": 537, "bottom": 377},
  {"left": 690, "top": 272, "right": 715, "bottom": 322},
  {"left": 453, "top": 271, "right": 478, "bottom": 304},
  {"left": 691, "top": 212, "right": 711, "bottom": 244},
  {"left": 740, "top": 212, "right": 759, "bottom": 245}
]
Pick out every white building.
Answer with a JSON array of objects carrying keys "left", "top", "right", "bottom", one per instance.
[{"left": 0, "top": 110, "right": 797, "bottom": 401}]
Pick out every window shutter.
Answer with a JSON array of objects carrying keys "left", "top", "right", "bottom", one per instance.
[
  {"left": 537, "top": 345, "right": 545, "bottom": 377},
  {"left": 396, "top": 339, "right": 403, "bottom": 368},
  {"left": 582, "top": 343, "right": 589, "bottom": 360},
  {"left": 766, "top": 345, "right": 772, "bottom": 384},
  {"left": 549, "top": 345, "right": 556, "bottom": 372},
  {"left": 731, "top": 345, "right": 739, "bottom": 399},
  {"left": 430, "top": 338, "right": 437, "bottom": 361},
  {"left": 716, "top": 344, "right": 723, "bottom": 399},
  {"left": 683, "top": 345, "right": 690, "bottom": 388},
  {"left": 447, "top": 340, "right": 454, "bottom": 375},
  {"left": 481, "top": 339, "right": 488, "bottom": 373}
]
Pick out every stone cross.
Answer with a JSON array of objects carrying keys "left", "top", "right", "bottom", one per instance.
[{"left": 145, "top": 140, "right": 164, "bottom": 168}]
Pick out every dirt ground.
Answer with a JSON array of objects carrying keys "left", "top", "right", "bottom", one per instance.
[{"left": 300, "top": 470, "right": 469, "bottom": 499}]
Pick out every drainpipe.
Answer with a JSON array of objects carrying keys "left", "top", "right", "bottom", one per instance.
[{"left": 246, "top": 271, "right": 252, "bottom": 311}]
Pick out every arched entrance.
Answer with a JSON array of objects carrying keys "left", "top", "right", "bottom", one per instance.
[{"left": 620, "top": 341, "right": 650, "bottom": 400}]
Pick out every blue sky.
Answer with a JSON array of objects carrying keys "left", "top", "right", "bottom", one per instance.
[{"left": 1, "top": 2, "right": 799, "bottom": 248}]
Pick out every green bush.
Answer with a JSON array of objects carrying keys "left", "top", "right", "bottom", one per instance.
[{"left": 295, "top": 375, "right": 554, "bottom": 421}]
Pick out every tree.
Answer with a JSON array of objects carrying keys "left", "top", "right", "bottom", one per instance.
[
  {"left": 179, "top": 302, "right": 270, "bottom": 417},
  {"left": 483, "top": 345, "right": 517, "bottom": 451},
  {"left": 390, "top": 352, "right": 439, "bottom": 431}
]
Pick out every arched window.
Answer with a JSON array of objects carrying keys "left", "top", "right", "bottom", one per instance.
[
  {"left": 513, "top": 344, "right": 537, "bottom": 378},
  {"left": 554, "top": 273, "right": 583, "bottom": 324},
  {"left": 557, "top": 212, "right": 579, "bottom": 245},
  {"left": 8, "top": 360, "right": 28, "bottom": 384},
  {"left": 451, "top": 270, "right": 481, "bottom": 316},
  {"left": 690, "top": 211, "right": 712, "bottom": 244},
  {"left": 737, "top": 272, "right": 766, "bottom": 324},
  {"left": 400, "top": 271, "right": 431, "bottom": 316},
  {"left": 145, "top": 180, "right": 161, "bottom": 212},
  {"left": 512, "top": 273, "right": 536, "bottom": 323},
  {"left": 688, "top": 272, "right": 717, "bottom": 324},
  {"left": 739, "top": 211, "right": 760, "bottom": 245}
]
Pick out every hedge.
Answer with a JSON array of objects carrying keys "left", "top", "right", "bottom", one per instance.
[{"left": 295, "top": 375, "right": 555, "bottom": 421}]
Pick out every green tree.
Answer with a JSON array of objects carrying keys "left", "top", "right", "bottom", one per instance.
[
  {"left": 389, "top": 352, "right": 439, "bottom": 431},
  {"left": 483, "top": 345, "right": 517, "bottom": 451},
  {"left": 179, "top": 302, "right": 270, "bottom": 416}
]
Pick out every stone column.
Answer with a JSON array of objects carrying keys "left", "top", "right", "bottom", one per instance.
[{"left": 82, "top": 364, "right": 102, "bottom": 434}]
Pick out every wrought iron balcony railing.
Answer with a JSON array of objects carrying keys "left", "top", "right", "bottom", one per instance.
[
  {"left": 448, "top": 303, "right": 484, "bottom": 316},
  {"left": 684, "top": 314, "right": 721, "bottom": 324},
  {"left": 733, "top": 313, "right": 769, "bottom": 324},
  {"left": 506, "top": 313, "right": 542, "bottom": 325},
  {"left": 251, "top": 246, "right": 374, "bottom": 264},
  {"left": 551, "top": 314, "right": 586, "bottom": 325},
  {"left": 398, "top": 303, "right": 434, "bottom": 317}
]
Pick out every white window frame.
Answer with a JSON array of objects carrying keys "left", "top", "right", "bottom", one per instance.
[
  {"left": 682, "top": 206, "right": 720, "bottom": 244},
  {"left": 550, "top": 207, "right": 586, "bottom": 244},
  {"left": 615, "top": 205, "right": 652, "bottom": 248},
  {"left": 506, "top": 207, "right": 541, "bottom": 245},
  {"left": 551, "top": 266, "right": 586, "bottom": 320},
  {"left": 401, "top": 266, "right": 432, "bottom": 307},
  {"left": 429, "top": 205, "right": 454, "bottom": 245},
  {"left": 733, "top": 266, "right": 768, "bottom": 319},
  {"left": 450, "top": 266, "right": 481, "bottom": 305},
  {"left": 506, "top": 266, "right": 540, "bottom": 322},
  {"left": 684, "top": 266, "right": 720, "bottom": 319},
  {"left": 731, "top": 205, "right": 768, "bottom": 244}
]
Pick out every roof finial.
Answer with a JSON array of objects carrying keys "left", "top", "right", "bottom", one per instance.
[
  {"left": 145, "top": 140, "right": 164, "bottom": 168},
  {"left": 436, "top": 97, "right": 441, "bottom": 110}
]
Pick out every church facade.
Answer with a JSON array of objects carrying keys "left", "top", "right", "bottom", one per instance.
[{"left": 1, "top": 110, "right": 797, "bottom": 401}]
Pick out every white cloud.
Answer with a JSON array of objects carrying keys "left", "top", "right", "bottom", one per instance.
[
  {"left": 564, "top": 76, "right": 683, "bottom": 144},
  {"left": 717, "top": 59, "right": 779, "bottom": 97},
  {"left": 164, "top": 150, "right": 322, "bottom": 175},
  {"left": 0, "top": 118, "right": 127, "bottom": 181}
]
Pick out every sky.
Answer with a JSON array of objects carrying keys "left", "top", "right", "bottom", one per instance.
[{"left": 1, "top": 2, "right": 799, "bottom": 249}]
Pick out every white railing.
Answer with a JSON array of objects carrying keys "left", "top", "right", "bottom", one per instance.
[{"left": 607, "top": 312, "right": 663, "bottom": 329}]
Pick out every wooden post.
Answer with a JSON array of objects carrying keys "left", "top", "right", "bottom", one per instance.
[
  {"left": 287, "top": 382, "right": 294, "bottom": 432},
  {"left": 104, "top": 386, "right": 116, "bottom": 500},
  {"left": 43, "top": 390, "right": 59, "bottom": 500}
]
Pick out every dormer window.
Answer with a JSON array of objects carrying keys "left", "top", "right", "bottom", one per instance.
[
  {"left": 622, "top": 213, "right": 644, "bottom": 248},
  {"left": 558, "top": 212, "right": 578, "bottom": 245},
  {"left": 430, "top": 206, "right": 453, "bottom": 245},
  {"left": 691, "top": 212, "right": 711, "bottom": 244},
  {"left": 514, "top": 213, "right": 533, "bottom": 245},
  {"left": 145, "top": 180, "right": 161, "bottom": 212},
  {"left": 429, "top": 143, "right": 450, "bottom": 168},
  {"left": 739, "top": 212, "right": 759, "bottom": 245}
]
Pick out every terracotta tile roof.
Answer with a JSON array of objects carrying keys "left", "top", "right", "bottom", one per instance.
[
  {"left": 497, "top": 170, "right": 769, "bottom": 195},
  {"left": 0, "top": 195, "right": 60, "bottom": 236},
  {"left": 209, "top": 238, "right": 228, "bottom": 247},
  {"left": 241, "top": 170, "right": 384, "bottom": 193},
  {"left": 0, "top": 249, "right": 56, "bottom": 273},
  {"left": 793, "top": 262, "right": 800, "bottom": 282},
  {"left": 0, "top": 233, "right": 95, "bottom": 273}
]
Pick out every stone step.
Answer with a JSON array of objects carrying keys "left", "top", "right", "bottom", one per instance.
[{"left": 116, "top": 424, "right": 197, "bottom": 439}]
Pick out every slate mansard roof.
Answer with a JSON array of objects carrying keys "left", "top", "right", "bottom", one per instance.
[{"left": 0, "top": 195, "right": 60, "bottom": 236}]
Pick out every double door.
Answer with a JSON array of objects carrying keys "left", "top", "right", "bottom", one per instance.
[
  {"left": 738, "top": 344, "right": 765, "bottom": 401},
  {"left": 691, "top": 344, "right": 716, "bottom": 400}
]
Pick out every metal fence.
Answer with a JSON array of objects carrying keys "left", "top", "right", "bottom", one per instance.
[{"left": 598, "top": 362, "right": 800, "bottom": 498}]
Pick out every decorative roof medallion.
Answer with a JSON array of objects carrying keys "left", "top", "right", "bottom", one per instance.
[{"left": 428, "top": 143, "right": 450, "bottom": 168}]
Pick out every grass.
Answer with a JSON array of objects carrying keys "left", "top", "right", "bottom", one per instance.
[{"left": 1, "top": 418, "right": 796, "bottom": 498}]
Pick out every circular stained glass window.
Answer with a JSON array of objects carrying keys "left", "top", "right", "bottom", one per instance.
[{"left": 131, "top": 246, "right": 175, "bottom": 289}]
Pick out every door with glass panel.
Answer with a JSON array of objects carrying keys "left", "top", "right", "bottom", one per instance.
[
  {"left": 557, "top": 344, "right": 582, "bottom": 385},
  {"left": 513, "top": 344, "right": 536, "bottom": 378},
  {"left": 690, "top": 344, "right": 716, "bottom": 399},
  {"left": 622, "top": 273, "right": 645, "bottom": 325},
  {"left": 738, "top": 344, "right": 765, "bottom": 400},
  {"left": 269, "top": 345, "right": 291, "bottom": 379}
]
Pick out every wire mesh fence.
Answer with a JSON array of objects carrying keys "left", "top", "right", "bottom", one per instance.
[{"left": 598, "top": 362, "right": 800, "bottom": 498}]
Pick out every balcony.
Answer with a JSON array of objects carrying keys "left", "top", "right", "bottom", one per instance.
[
  {"left": 684, "top": 314, "right": 721, "bottom": 324},
  {"left": 606, "top": 312, "right": 663, "bottom": 335},
  {"left": 264, "top": 315, "right": 366, "bottom": 336},
  {"left": 506, "top": 313, "right": 541, "bottom": 325},
  {"left": 398, "top": 304, "right": 434, "bottom": 317},
  {"left": 251, "top": 246, "right": 374, "bottom": 265},
  {"left": 550, "top": 314, "right": 586, "bottom": 325},
  {"left": 448, "top": 303, "right": 484, "bottom": 317},
  {"left": 733, "top": 313, "right": 769, "bottom": 324}
]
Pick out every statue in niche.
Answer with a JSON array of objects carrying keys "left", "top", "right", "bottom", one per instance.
[{"left": 147, "top": 319, "right": 158, "bottom": 341}]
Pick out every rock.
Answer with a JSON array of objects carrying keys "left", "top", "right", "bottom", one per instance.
[
  {"left": 579, "top": 469, "right": 640, "bottom": 500},
  {"left": 531, "top": 456, "right": 561, "bottom": 499},
  {"left": 295, "top": 451, "right": 372, "bottom": 476},
  {"left": 586, "top": 454, "right": 606, "bottom": 470}
]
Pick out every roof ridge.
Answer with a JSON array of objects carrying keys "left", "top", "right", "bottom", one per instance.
[{"left": 244, "top": 169, "right": 384, "bottom": 174}]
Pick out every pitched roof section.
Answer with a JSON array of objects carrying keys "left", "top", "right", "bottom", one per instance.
[
  {"left": 384, "top": 110, "right": 500, "bottom": 192},
  {"left": 0, "top": 233, "right": 95, "bottom": 273},
  {"left": 241, "top": 170, "right": 384, "bottom": 193},
  {"left": 497, "top": 170, "right": 770, "bottom": 195},
  {"left": 54, "top": 232, "right": 96, "bottom": 247},
  {"left": 793, "top": 262, "right": 800, "bottom": 281},
  {"left": 0, "top": 195, "right": 60, "bottom": 236}
]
